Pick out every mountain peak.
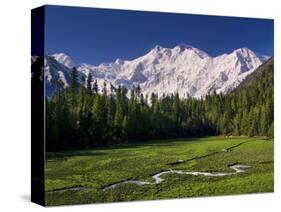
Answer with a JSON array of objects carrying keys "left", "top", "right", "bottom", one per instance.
[
  {"left": 173, "top": 44, "right": 209, "bottom": 58},
  {"left": 149, "top": 44, "right": 209, "bottom": 59},
  {"left": 115, "top": 58, "right": 124, "bottom": 65},
  {"left": 174, "top": 44, "right": 194, "bottom": 51},
  {"left": 232, "top": 47, "right": 269, "bottom": 62},
  {"left": 233, "top": 47, "right": 254, "bottom": 55},
  {"left": 151, "top": 44, "right": 195, "bottom": 52},
  {"left": 151, "top": 45, "right": 164, "bottom": 52},
  {"left": 52, "top": 53, "right": 76, "bottom": 68}
]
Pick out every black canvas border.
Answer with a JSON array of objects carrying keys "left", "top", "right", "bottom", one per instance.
[{"left": 31, "top": 6, "right": 45, "bottom": 206}]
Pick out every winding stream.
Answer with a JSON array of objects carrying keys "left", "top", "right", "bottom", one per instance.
[{"left": 103, "top": 164, "right": 250, "bottom": 190}]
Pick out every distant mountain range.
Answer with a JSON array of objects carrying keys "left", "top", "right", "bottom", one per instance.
[{"left": 33, "top": 44, "right": 269, "bottom": 98}]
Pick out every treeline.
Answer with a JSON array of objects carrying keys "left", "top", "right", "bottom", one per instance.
[{"left": 46, "top": 63, "right": 273, "bottom": 151}]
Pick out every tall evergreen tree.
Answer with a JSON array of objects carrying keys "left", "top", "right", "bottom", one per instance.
[{"left": 87, "top": 73, "right": 93, "bottom": 94}]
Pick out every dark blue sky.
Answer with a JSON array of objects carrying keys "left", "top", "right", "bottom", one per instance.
[{"left": 45, "top": 5, "right": 273, "bottom": 65}]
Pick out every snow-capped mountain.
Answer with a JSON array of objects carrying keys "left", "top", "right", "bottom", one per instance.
[{"left": 41, "top": 44, "right": 269, "bottom": 98}]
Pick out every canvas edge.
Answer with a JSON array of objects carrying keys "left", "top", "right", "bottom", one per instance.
[{"left": 31, "top": 5, "right": 46, "bottom": 207}]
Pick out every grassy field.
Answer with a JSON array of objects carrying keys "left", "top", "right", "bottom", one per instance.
[{"left": 45, "top": 136, "right": 274, "bottom": 206}]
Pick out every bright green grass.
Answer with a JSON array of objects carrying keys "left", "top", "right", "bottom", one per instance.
[{"left": 45, "top": 136, "right": 274, "bottom": 206}]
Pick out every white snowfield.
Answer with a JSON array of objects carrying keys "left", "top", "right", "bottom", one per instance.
[{"left": 44, "top": 44, "right": 269, "bottom": 98}]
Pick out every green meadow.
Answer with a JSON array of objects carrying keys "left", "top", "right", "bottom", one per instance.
[{"left": 45, "top": 136, "right": 273, "bottom": 206}]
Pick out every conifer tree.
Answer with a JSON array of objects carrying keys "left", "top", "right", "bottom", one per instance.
[{"left": 87, "top": 73, "right": 93, "bottom": 95}]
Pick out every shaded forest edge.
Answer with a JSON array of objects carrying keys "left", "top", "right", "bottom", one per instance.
[{"left": 31, "top": 57, "right": 274, "bottom": 151}]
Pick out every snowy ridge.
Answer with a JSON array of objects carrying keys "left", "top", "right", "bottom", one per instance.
[{"left": 41, "top": 44, "right": 269, "bottom": 98}]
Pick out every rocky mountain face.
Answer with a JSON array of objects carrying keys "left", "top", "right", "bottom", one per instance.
[{"left": 232, "top": 57, "right": 273, "bottom": 93}]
